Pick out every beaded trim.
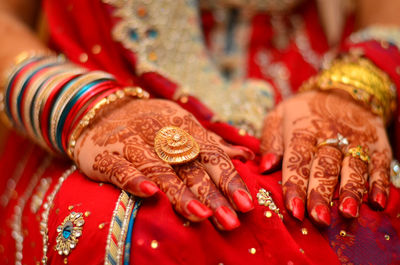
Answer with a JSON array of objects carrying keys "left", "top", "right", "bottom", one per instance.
[
  {"left": 123, "top": 200, "right": 142, "bottom": 264},
  {"left": 104, "top": 191, "right": 136, "bottom": 265},
  {"left": 30, "top": 177, "right": 52, "bottom": 214},
  {"left": 350, "top": 25, "right": 400, "bottom": 51},
  {"left": 11, "top": 156, "right": 52, "bottom": 265},
  {"left": 40, "top": 165, "right": 77, "bottom": 265},
  {"left": 0, "top": 144, "right": 34, "bottom": 208}
]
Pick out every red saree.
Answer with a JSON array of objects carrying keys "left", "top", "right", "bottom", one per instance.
[{"left": 0, "top": 0, "right": 400, "bottom": 264}]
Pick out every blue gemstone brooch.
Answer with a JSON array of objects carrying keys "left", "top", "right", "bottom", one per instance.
[{"left": 56, "top": 212, "right": 85, "bottom": 255}]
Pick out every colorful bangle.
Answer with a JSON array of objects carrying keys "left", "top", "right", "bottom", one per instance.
[
  {"left": 49, "top": 71, "right": 114, "bottom": 152},
  {"left": 41, "top": 73, "right": 84, "bottom": 151},
  {"left": 61, "top": 80, "right": 119, "bottom": 151},
  {"left": 67, "top": 87, "right": 150, "bottom": 159},
  {"left": 32, "top": 67, "right": 84, "bottom": 144}
]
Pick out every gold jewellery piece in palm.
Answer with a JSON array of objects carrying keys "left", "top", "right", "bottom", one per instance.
[
  {"left": 346, "top": 145, "right": 370, "bottom": 163},
  {"left": 154, "top": 126, "right": 200, "bottom": 165}
]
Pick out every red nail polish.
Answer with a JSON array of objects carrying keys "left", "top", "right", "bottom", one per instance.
[
  {"left": 232, "top": 190, "right": 254, "bottom": 212},
  {"left": 373, "top": 192, "right": 387, "bottom": 209},
  {"left": 340, "top": 197, "right": 358, "bottom": 218},
  {"left": 291, "top": 197, "right": 305, "bottom": 221},
  {"left": 187, "top": 200, "right": 212, "bottom": 219},
  {"left": 215, "top": 206, "right": 240, "bottom": 230},
  {"left": 139, "top": 181, "right": 159, "bottom": 196},
  {"left": 232, "top": 146, "right": 256, "bottom": 161},
  {"left": 314, "top": 204, "right": 331, "bottom": 226},
  {"left": 259, "top": 153, "right": 278, "bottom": 173}
]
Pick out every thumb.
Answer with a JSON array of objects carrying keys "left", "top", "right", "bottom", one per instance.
[{"left": 259, "top": 104, "right": 284, "bottom": 173}]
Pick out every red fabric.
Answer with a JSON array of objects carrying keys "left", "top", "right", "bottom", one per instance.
[{"left": 0, "top": 0, "right": 400, "bottom": 264}]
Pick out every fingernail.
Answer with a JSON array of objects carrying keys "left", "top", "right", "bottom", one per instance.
[
  {"left": 215, "top": 206, "right": 240, "bottom": 230},
  {"left": 232, "top": 190, "right": 254, "bottom": 212},
  {"left": 232, "top": 145, "right": 256, "bottom": 161},
  {"left": 314, "top": 204, "right": 331, "bottom": 226},
  {"left": 372, "top": 192, "right": 386, "bottom": 209},
  {"left": 139, "top": 181, "right": 159, "bottom": 196},
  {"left": 259, "top": 153, "right": 278, "bottom": 173},
  {"left": 187, "top": 200, "right": 213, "bottom": 219},
  {"left": 340, "top": 197, "right": 358, "bottom": 218},
  {"left": 291, "top": 197, "right": 305, "bottom": 221}
]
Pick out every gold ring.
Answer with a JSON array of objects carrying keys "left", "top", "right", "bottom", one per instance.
[
  {"left": 317, "top": 133, "right": 349, "bottom": 149},
  {"left": 346, "top": 145, "right": 370, "bottom": 163},
  {"left": 154, "top": 126, "right": 200, "bottom": 165}
]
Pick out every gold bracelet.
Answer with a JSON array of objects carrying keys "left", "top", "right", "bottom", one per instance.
[
  {"left": 300, "top": 56, "right": 397, "bottom": 124},
  {"left": 67, "top": 87, "right": 150, "bottom": 159}
]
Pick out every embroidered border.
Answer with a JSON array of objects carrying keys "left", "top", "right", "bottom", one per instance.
[
  {"left": 104, "top": 191, "right": 136, "bottom": 265},
  {"left": 123, "top": 200, "right": 141, "bottom": 265}
]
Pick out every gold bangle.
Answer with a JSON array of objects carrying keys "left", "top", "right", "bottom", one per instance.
[
  {"left": 300, "top": 56, "right": 397, "bottom": 124},
  {"left": 67, "top": 87, "right": 150, "bottom": 159}
]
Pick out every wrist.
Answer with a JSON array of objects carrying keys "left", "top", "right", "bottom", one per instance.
[{"left": 300, "top": 55, "right": 397, "bottom": 125}]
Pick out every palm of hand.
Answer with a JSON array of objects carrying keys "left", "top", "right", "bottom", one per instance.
[{"left": 261, "top": 90, "right": 391, "bottom": 225}]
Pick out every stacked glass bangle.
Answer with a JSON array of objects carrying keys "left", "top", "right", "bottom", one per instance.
[
  {"left": 2, "top": 52, "right": 149, "bottom": 155},
  {"left": 300, "top": 56, "right": 397, "bottom": 124},
  {"left": 67, "top": 86, "right": 150, "bottom": 159}
]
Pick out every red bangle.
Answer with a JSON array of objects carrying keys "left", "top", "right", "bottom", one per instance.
[
  {"left": 66, "top": 87, "right": 122, "bottom": 150},
  {"left": 61, "top": 81, "right": 119, "bottom": 151}
]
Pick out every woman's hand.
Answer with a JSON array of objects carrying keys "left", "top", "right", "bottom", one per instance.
[
  {"left": 74, "top": 99, "right": 255, "bottom": 230},
  {"left": 260, "top": 90, "right": 391, "bottom": 226}
]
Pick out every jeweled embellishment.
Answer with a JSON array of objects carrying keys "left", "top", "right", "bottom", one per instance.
[
  {"left": 257, "top": 188, "right": 283, "bottom": 220},
  {"left": 56, "top": 212, "right": 85, "bottom": 256}
]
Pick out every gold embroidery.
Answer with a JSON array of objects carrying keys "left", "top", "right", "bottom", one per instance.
[{"left": 104, "top": 0, "right": 274, "bottom": 136}]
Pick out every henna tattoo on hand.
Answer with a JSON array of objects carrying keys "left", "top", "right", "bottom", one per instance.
[{"left": 75, "top": 99, "right": 251, "bottom": 220}]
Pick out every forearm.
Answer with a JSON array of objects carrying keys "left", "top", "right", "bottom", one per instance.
[
  {"left": 0, "top": 9, "right": 47, "bottom": 80},
  {"left": 356, "top": 0, "right": 400, "bottom": 28}
]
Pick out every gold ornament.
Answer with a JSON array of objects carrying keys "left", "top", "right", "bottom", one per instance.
[
  {"left": 154, "top": 126, "right": 200, "bottom": 165},
  {"left": 346, "top": 145, "right": 370, "bottom": 163},
  {"left": 55, "top": 212, "right": 85, "bottom": 256},
  {"left": 300, "top": 56, "right": 397, "bottom": 125}
]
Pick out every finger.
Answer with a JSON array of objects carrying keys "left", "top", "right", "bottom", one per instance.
[
  {"left": 123, "top": 141, "right": 212, "bottom": 222},
  {"left": 282, "top": 130, "right": 316, "bottom": 221},
  {"left": 260, "top": 104, "right": 284, "bottom": 173},
  {"left": 92, "top": 151, "right": 159, "bottom": 197},
  {"left": 369, "top": 148, "right": 391, "bottom": 209},
  {"left": 175, "top": 161, "right": 240, "bottom": 230},
  {"left": 205, "top": 131, "right": 255, "bottom": 162},
  {"left": 339, "top": 148, "right": 369, "bottom": 218},
  {"left": 307, "top": 145, "right": 342, "bottom": 226},
  {"left": 198, "top": 144, "right": 254, "bottom": 213}
]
